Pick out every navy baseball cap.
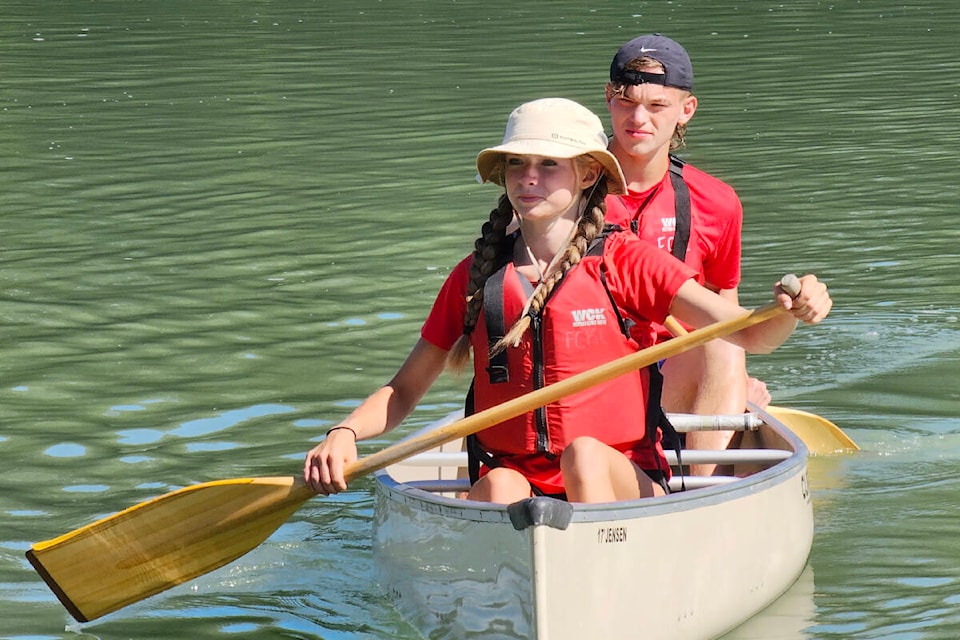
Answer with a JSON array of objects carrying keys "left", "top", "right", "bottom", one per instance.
[{"left": 609, "top": 33, "right": 694, "bottom": 91}]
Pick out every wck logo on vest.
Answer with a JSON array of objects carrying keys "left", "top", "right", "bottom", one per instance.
[{"left": 570, "top": 308, "right": 607, "bottom": 327}]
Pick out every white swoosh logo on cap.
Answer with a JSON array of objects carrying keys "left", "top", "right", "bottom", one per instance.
[{"left": 639, "top": 47, "right": 658, "bottom": 53}]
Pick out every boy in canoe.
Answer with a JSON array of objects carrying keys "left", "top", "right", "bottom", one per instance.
[
  {"left": 304, "top": 97, "right": 831, "bottom": 504},
  {"left": 603, "top": 33, "right": 769, "bottom": 470}
]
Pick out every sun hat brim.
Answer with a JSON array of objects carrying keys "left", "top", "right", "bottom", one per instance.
[{"left": 475, "top": 98, "right": 628, "bottom": 196}]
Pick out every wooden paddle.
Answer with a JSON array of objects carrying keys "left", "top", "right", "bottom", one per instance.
[
  {"left": 755, "top": 403, "right": 859, "bottom": 453},
  {"left": 26, "top": 282, "right": 801, "bottom": 623},
  {"left": 662, "top": 316, "right": 859, "bottom": 454}
]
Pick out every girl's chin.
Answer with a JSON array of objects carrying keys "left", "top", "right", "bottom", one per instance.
[{"left": 515, "top": 207, "right": 552, "bottom": 219}]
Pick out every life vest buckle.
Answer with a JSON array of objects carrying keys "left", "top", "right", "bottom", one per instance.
[{"left": 485, "top": 364, "right": 509, "bottom": 383}]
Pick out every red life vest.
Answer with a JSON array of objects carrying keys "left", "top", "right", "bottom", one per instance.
[{"left": 469, "top": 241, "right": 668, "bottom": 474}]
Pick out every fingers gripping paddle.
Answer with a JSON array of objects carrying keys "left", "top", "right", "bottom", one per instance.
[{"left": 27, "top": 282, "right": 800, "bottom": 623}]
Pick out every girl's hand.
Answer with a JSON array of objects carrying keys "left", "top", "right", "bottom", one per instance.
[{"left": 303, "top": 427, "right": 358, "bottom": 495}]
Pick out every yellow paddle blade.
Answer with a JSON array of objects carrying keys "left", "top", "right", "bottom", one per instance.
[
  {"left": 760, "top": 404, "right": 859, "bottom": 454},
  {"left": 26, "top": 477, "right": 313, "bottom": 622}
]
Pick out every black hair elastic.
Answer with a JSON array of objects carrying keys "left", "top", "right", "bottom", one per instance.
[{"left": 325, "top": 426, "right": 358, "bottom": 439}]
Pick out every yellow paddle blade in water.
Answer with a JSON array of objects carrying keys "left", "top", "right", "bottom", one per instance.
[
  {"left": 26, "top": 477, "right": 313, "bottom": 622},
  {"left": 755, "top": 404, "right": 859, "bottom": 454}
]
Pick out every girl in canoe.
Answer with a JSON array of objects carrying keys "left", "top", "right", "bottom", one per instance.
[{"left": 304, "top": 97, "right": 832, "bottom": 504}]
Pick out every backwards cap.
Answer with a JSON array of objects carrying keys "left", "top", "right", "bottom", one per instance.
[{"left": 610, "top": 33, "right": 694, "bottom": 91}]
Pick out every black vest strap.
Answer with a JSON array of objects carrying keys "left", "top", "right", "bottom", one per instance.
[
  {"left": 624, "top": 156, "right": 690, "bottom": 263},
  {"left": 598, "top": 270, "right": 635, "bottom": 341},
  {"left": 587, "top": 228, "right": 637, "bottom": 340},
  {"left": 647, "top": 363, "right": 685, "bottom": 493},
  {"left": 668, "top": 154, "right": 691, "bottom": 262},
  {"left": 483, "top": 267, "right": 510, "bottom": 384},
  {"left": 463, "top": 382, "right": 486, "bottom": 484},
  {"left": 464, "top": 380, "right": 515, "bottom": 485},
  {"left": 484, "top": 265, "right": 537, "bottom": 385}
]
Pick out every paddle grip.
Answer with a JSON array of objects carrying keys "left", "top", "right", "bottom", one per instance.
[{"left": 780, "top": 274, "right": 801, "bottom": 299}]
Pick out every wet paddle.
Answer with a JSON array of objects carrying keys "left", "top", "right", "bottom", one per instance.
[
  {"left": 26, "top": 281, "right": 802, "bottom": 623},
  {"left": 662, "top": 315, "right": 858, "bottom": 455},
  {"left": 755, "top": 403, "right": 859, "bottom": 453}
]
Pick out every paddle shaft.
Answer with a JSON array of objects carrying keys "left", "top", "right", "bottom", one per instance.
[
  {"left": 346, "top": 294, "right": 795, "bottom": 481},
  {"left": 663, "top": 275, "right": 800, "bottom": 341}
]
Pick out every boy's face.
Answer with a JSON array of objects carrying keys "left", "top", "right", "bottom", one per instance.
[{"left": 606, "top": 80, "right": 696, "bottom": 165}]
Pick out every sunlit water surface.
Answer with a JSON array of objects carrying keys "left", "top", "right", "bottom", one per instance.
[{"left": 2, "top": 1, "right": 960, "bottom": 638}]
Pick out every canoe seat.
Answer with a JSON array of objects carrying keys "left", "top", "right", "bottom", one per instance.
[
  {"left": 389, "top": 447, "right": 793, "bottom": 495},
  {"left": 397, "top": 476, "right": 741, "bottom": 494}
]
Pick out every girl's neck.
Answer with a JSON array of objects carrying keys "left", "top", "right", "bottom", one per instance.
[
  {"left": 515, "top": 213, "right": 581, "bottom": 285},
  {"left": 519, "top": 217, "right": 576, "bottom": 262}
]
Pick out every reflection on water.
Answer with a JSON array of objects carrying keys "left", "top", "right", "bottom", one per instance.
[
  {"left": 723, "top": 565, "right": 816, "bottom": 640},
  {"left": 3, "top": 0, "right": 960, "bottom": 638}
]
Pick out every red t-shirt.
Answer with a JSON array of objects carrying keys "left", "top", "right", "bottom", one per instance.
[
  {"left": 604, "top": 161, "right": 742, "bottom": 340},
  {"left": 604, "top": 162, "right": 742, "bottom": 290}
]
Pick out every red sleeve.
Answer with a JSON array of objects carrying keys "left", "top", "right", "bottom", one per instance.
[
  {"left": 600, "top": 232, "right": 698, "bottom": 324},
  {"left": 420, "top": 256, "right": 472, "bottom": 351},
  {"left": 702, "top": 197, "right": 741, "bottom": 290}
]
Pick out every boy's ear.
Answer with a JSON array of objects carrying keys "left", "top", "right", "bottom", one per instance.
[{"left": 679, "top": 93, "right": 698, "bottom": 124}]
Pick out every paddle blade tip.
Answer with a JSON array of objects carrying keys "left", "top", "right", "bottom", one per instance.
[{"left": 26, "top": 547, "right": 92, "bottom": 623}]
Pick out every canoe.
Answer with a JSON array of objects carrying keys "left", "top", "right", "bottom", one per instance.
[{"left": 372, "top": 405, "right": 813, "bottom": 640}]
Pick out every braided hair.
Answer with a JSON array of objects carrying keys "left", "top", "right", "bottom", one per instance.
[
  {"left": 446, "top": 158, "right": 610, "bottom": 372},
  {"left": 445, "top": 192, "right": 515, "bottom": 372}
]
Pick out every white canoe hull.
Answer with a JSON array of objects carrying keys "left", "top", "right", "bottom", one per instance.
[{"left": 373, "top": 408, "right": 813, "bottom": 639}]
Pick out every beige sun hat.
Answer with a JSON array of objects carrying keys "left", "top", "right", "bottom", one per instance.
[{"left": 476, "top": 97, "right": 628, "bottom": 195}]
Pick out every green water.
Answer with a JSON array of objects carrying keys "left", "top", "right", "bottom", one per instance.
[{"left": 3, "top": 1, "right": 960, "bottom": 638}]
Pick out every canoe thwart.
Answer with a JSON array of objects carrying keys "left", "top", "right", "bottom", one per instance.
[{"left": 666, "top": 412, "right": 764, "bottom": 432}]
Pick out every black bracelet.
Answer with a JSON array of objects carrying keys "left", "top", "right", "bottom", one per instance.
[{"left": 325, "top": 426, "right": 358, "bottom": 439}]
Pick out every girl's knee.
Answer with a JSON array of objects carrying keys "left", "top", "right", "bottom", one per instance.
[
  {"left": 467, "top": 467, "right": 529, "bottom": 503},
  {"left": 565, "top": 435, "right": 605, "bottom": 453},
  {"left": 560, "top": 436, "right": 607, "bottom": 472}
]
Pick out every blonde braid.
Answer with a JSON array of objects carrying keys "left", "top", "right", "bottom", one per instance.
[
  {"left": 493, "top": 177, "right": 609, "bottom": 353},
  {"left": 446, "top": 194, "right": 515, "bottom": 372}
]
